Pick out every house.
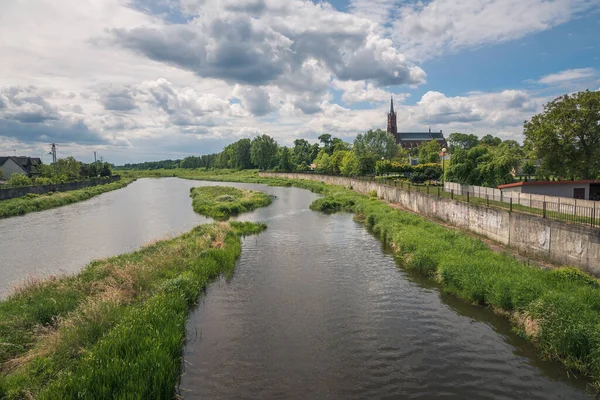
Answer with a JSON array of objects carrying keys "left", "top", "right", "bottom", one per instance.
[
  {"left": 0, "top": 157, "right": 42, "bottom": 180},
  {"left": 386, "top": 97, "right": 447, "bottom": 149},
  {"left": 498, "top": 180, "right": 600, "bottom": 201}
]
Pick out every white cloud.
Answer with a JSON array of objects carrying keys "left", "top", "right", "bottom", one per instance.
[
  {"left": 390, "top": 0, "right": 598, "bottom": 60},
  {"left": 538, "top": 68, "right": 596, "bottom": 84}
]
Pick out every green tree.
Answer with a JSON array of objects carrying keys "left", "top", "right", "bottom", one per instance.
[
  {"left": 250, "top": 134, "right": 278, "bottom": 170},
  {"left": 448, "top": 133, "right": 479, "bottom": 152},
  {"left": 524, "top": 90, "right": 600, "bottom": 180},
  {"left": 293, "top": 139, "right": 313, "bottom": 166},
  {"left": 56, "top": 157, "right": 81, "bottom": 180},
  {"left": 231, "top": 138, "right": 253, "bottom": 170},
  {"left": 418, "top": 140, "right": 441, "bottom": 164},
  {"left": 313, "top": 149, "right": 331, "bottom": 173},
  {"left": 340, "top": 152, "right": 359, "bottom": 176},
  {"left": 7, "top": 173, "right": 32, "bottom": 187},
  {"left": 522, "top": 160, "right": 536, "bottom": 179},
  {"left": 318, "top": 134, "right": 333, "bottom": 155},
  {"left": 480, "top": 134, "right": 502, "bottom": 147},
  {"left": 0, "top": 169, "right": 4, "bottom": 180},
  {"left": 353, "top": 129, "right": 397, "bottom": 174},
  {"left": 278, "top": 146, "right": 294, "bottom": 172},
  {"left": 100, "top": 162, "right": 112, "bottom": 177}
]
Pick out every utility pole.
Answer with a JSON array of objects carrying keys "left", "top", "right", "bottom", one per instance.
[
  {"left": 94, "top": 151, "right": 98, "bottom": 177},
  {"left": 49, "top": 143, "right": 57, "bottom": 173}
]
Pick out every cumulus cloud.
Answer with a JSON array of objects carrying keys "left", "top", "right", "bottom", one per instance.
[
  {"left": 233, "top": 86, "right": 274, "bottom": 116},
  {"left": 110, "top": 0, "right": 426, "bottom": 93},
  {"left": 100, "top": 86, "right": 138, "bottom": 111}
]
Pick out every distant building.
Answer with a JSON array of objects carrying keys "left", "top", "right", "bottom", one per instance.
[
  {"left": 498, "top": 180, "right": 600, "bottom": 201},
  {"left": 0, "top": 157, "right": 42, "bottom": 180},
  {"left": 386, "top": 97, "right": 447, "bottom": 149}
]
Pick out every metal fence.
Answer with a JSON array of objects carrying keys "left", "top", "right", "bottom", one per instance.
[{"left": 368, "top": 176, "right": 600, "bottom": 229}]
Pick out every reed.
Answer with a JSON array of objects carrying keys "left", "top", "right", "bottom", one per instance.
[{"left": 0, "top": 221, "right": 266, "bottom": 399}]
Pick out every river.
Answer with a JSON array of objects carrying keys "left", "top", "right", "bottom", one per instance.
[{"left": 0, "top": 178, "right": 595, "bottom": 398}]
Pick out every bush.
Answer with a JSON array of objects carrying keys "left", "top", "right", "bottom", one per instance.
[
  {"left": 368, "top": 189, "right": 377, "bottom": 198},
  {"left": 7, "top": 173, "right": 31, "bottom": 187},
  {"left": 34, "top": 177, "right": 52, "bottom": 185}
]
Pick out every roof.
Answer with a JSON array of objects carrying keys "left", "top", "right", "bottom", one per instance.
[
  {"left": 0, "top": 156, "right": 42, "bottom": 174},
  {"left": 498, "top": 180, "right": 600, "bottom": 189},
  {"left": 397, "top": 130, "right": 445, "bottom": 141}
]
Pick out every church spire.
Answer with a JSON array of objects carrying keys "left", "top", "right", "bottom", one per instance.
[{"left": 390, "top": 96, "right": 394, "bottom": 114}]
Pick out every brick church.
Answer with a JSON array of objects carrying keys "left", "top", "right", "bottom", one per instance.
[{"left": 387, "top": 97, "right": 447, "bottom": 149}]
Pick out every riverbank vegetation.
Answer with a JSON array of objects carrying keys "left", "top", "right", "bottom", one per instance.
[
  {"left": 0, "top": 221, "right": 266, "bottom": 399},
  {"left": 310, "top": 186, "right": 600, "bottom": 390},
  {"left": 190, "top": 186, "right": 272, "bottom": 220},
  {"left": 0, "top": 178, "right": 134, "bottom": 219}
]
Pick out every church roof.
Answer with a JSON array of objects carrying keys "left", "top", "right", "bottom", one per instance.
[{"left": 397, "top": 131, "right": 445, "bottom": 141}]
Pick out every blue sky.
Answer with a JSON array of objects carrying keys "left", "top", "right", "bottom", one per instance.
[{"left": 0, "top": 0, "right": 598, "bottom": 164}]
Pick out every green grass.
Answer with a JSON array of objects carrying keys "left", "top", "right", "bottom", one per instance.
[
  {"left": 310, "top": 185, "right": 600, "bottom": 390},
  {"left": 0, "top": 221, "right": 266, "bottom": 399},
  {"left": 0, "top": 178, "right": 134, "bottom": 219},
  {"left": 190, "top": 186, "right": 272, "bottom": 220}
]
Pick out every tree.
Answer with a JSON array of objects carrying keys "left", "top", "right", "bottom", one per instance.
[
  {"left": 231, "top": 138, "right": 253, "bottom": 170},
  {"left": 100, "top": 162, "right": 112, "bottom": 177},
  {"left": 293, "top": 139, "right": 313, "bottom": 166},
  {"left": 250, "top": 134, "right": 278, "bottom": 170},
  {"left": 446, "top": 143, "right": 522, "bottom": 187},
  {"left": 313, "top": 149, "right": 331, "bottom": 173},
  {"left": 278, "top": 146, "right": 294, "bottom": 172},
  {"left": 480, "top": 134, "right": 502, "bottom": 147},
  {"left": 340, "top": 152, "right": 359, "bottom": 176},
  {"left": 318, "top": 134, "right": 333, "bottom": 155},
  {"left": 0, "top": 169, "right": 4, "bottom": 180},
  {"left": 448, "top": 133, "right": 479, "bottom": 152},
  {"left": 56, "top": 157, "right": 81, "bottom": 180},
  {"left": 522, "top": 160, "right": 537, "bottom": 179},
  {"left": 418, "top": 140, "right": 441, "bottom": 164},
  {"left": 524, "top": 90, "right": 600, "bottom": 180}
]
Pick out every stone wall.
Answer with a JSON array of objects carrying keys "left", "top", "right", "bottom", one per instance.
[
  {"left": 261, "top": 172, "right": 600, "bottom": 276},
  {"left": 0, "top": 176, "right": 121, "bottom": 201}
]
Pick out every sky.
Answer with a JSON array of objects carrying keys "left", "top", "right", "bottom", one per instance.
[{"left": 0, "top": 0, "right": 599, "bottom": 165}]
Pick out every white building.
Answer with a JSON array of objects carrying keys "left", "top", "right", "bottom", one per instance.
[
  {"left": 498, "top": 180, "right": 600, "bottom": 201},
  {"left": 0, "top": 157, "right": 42, "bottom": 180}
]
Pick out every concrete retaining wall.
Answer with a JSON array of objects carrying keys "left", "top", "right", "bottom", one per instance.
[
  {"left": 0, "top": 176, "right": 121, "bottom": 200},
  {"left": 262, "top": 172, "right": 600, "bottom": 276}
]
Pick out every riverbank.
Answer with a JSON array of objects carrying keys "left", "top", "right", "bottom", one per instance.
[
  {"left": 191, "top": 186, "right": 272, "bottom": 220},
  {"left": 310, "top": 186, "right": 600, "bottom": 390},
  {"left": 0, "top": 221, "right": 266, "bottom": 399},
  {"left": 0, "top": 178, "right": 134, "bottom": 219}
]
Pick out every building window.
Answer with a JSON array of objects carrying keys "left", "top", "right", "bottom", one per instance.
[{"left": 573, "top": 188, "right": 585, "bottom": 199}]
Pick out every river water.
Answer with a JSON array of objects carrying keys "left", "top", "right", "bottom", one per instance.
[{"left": 0, "top": 178, "right": 595, "bottom": 399}]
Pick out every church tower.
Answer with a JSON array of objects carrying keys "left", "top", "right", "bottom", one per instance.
[{"left": 387, "top": 97, "right": 398, "bottom": 143}]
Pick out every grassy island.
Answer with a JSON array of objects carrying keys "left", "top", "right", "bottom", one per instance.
[
  {"left": 0, "top": 221, "right": 266, "bottom": 399},
  {"left": 311, "top": 186, "right": 600, "bottom": 390},
  {"left": 190, "top": 185, "right": 272, "bottom": 220},
  {"left": 0, "top": 178, "right": 134, "bottom": 219}
]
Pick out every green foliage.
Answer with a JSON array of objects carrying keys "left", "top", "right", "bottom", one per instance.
[
  {"left": 0, "top": 169, "right": 4, "bottom": 180},
  {"left": 0, "top": 178, "right": 133, "bottom": 219},
  {"left": 446, "top": 141, "right": 523, "bottom": 187},
  {"left": 310, "top": 185, "right": 600, "bottom": 386},
  {"left": 410, "top": 163, "right": 443, "bottom": 183},
  {"left": 448, "top": 132, "right": 479, "bottom": 152},
  {"left": 277, "top": 146, "right": 294, "bottom": 172},
  {"left": 353, "top": 129, "right": 398, "bottom": 160},
  {"left": 251, "top": 134, "right": 278, "bottom": 170},
  {"left": 0, "top": 222, "right": 266, "bottom": 398},
  {"left": 480, "top": 134, "right": 502, "bottom": 147},
  {"left": 524, "top": 90, "right": 600, "bottom": 180},
  {"left": 7, "top": 173, "right": 31, "bottom": 187},
  {"left": 293, "top": 139, "right": 313, "bottom": 166},
  {"left": 339, "top": 151, "right": 359, "bottom": 176},
  {"left": 190, "top": 186, "right": 272, "bottom": 220},
  {"left": 418, "top": 139, "right": 441, "bottom": 164}
]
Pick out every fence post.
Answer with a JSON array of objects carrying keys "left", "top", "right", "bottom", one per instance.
[
  {"left": 427, "top": 185, "right": 429, "bottom": 195},
  {"left": 467, "top": 191, "right": 469, "bottom": 203},
  {"left": 438, "top": 187, "right": 440, "bottom": 199},
  {"left": 592, "top": 207, "right": 596, "bottom": 228},
  {"left": 486, "top": 194, "right": 489, "bottom": 208},
  {"left": 510, "top": 198, "right": 513, "bottom": 212},
  {"left": 451, "top": 189, "right": 454, "bottom": 200},
  {"left": 543, "top": 201, "right": 546, "bottom": 218}
]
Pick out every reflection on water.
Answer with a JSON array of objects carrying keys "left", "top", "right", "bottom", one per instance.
[{"left": 0, "top": 178, "right": 594, "bottom": 398}]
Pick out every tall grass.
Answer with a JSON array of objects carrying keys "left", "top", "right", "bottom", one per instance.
[
  {"left": 311, "top": 186, "right": 600, "bottom": 390},
  {"left": 0, "top": 221, "right": 266, "bottom": 399},
  {"left": 0, "top": 178, "right": 134, "bottom": 219},
  {"left": 190, "top": 186, "right": 272, "bottom": 220}
]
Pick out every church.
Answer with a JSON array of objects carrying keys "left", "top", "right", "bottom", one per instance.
[{"left": 387, "top": 98, "right": 447, "bottom": 149}]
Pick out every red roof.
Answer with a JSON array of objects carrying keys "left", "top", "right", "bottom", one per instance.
[{"left": 498, "top": 180, "right": 600, "bottom": 189}]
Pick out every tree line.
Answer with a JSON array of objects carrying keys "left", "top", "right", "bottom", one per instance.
[
  {"left": 3, "top": 157, "right": 113, "bottom": 187},
  {"left": 115, "top": 90, "right": 599, "bottom": 188}
]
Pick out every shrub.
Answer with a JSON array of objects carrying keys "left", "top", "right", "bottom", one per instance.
[
  {"left": 34, "top": 177, "right": 53, "bottom": 185},
  {"left": 368, "top": 189, "right": 377, "bottom": 198},
  {"left": 7, "top": 173, "right": 31, "bottom": 187}
]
